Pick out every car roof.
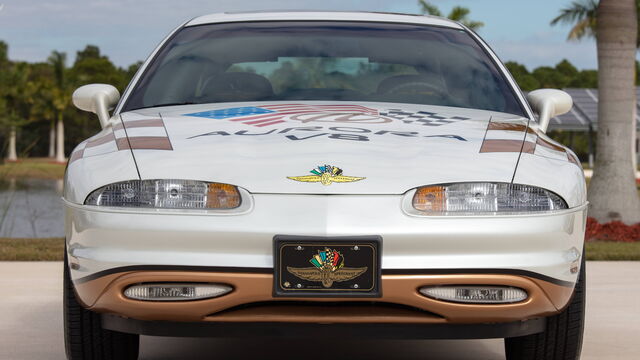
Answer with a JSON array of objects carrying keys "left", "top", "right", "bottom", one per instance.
[{"left": 186, "top": 10, "right": 464, "bottom": 29}]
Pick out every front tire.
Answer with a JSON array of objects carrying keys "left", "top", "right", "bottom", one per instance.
[
  {"left": 504, "top": 260, "right": 585, "bottom": 360},
  {"left": 63, "top": 252, "right": 139, "bottom": 360}
]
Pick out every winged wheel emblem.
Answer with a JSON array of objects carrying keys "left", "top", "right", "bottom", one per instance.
[
  {"left": 287, "top": 248, "right": 367, "bottom": 288},
  {"left": 287, "top": 165, "right": 365, "bottom": 186}
]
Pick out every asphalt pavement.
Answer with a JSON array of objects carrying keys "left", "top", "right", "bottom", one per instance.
[{"left": 0, "top": 261, "right": 637, "bottom": 360}]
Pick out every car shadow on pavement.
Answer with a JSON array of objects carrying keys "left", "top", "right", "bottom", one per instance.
[{"left": 140, "top": 337, "right": 504, "bottom": 360}]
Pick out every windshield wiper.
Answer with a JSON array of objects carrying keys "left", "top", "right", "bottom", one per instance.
[{"left": 132, "top": 101, "right": 197, "bottom": 110}]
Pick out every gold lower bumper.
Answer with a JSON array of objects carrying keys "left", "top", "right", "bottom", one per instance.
[{"left": 75, "top": 271, "right": 574, "bottom": 324}]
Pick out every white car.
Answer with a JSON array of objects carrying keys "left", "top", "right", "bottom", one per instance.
[{"left": 64, "top": 11, "right": 587, "bottom": 360}]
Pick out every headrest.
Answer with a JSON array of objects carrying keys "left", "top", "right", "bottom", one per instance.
[
  {"left": 377, "top": 74, "right": 446, "bottom": 94},
  {"left": 200, "top": 72, "right": 274, "bottom": 102}
]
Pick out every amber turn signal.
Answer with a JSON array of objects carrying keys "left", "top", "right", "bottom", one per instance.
[
  {"left": 207, "top": 183, "right": 241, "bottom": 209},
  {"left": 412, "top": 186, "right": 446, "bottom": 212}
]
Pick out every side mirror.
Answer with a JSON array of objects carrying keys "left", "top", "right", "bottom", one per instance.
[
  {"left": 526, "top": 89, "right": 573, "bottom": 133},
  {"left": 72, "top": 84, "right": 121, "bottom": 128}
]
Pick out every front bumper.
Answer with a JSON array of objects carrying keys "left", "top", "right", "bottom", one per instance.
[
  {"left": 75, "top": 269, "right": 573, "bottom": 324},
  {"left": 65, "top": 194, "right": 586, "bottom": 330},
  {"left": 65, "top": 194, "right": 586, "bottom": 282}
]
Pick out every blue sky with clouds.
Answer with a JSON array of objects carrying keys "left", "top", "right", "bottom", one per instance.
[{"left": 0, "top": 0, "right": 597, "bottom": 71}]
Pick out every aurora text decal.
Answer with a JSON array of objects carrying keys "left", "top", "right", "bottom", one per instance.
[{"left": 187, "top": 126, "right": 467, "bottom": 143}]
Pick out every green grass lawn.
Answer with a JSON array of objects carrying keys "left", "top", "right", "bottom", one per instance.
[
  {"left": 0, "top": 158, "right": 66, "bottom": 180},
  {"left": 585, "top": 241, "right": 640, "bottom": 261},
  {"left": 0, "top": 237, "right": 639, "bottom": 261},
  {"left": 0, "top": 237, "right": 64, "bottom": 261}
]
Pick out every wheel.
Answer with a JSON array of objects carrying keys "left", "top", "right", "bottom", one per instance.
[
  {"left": 64, "top": 251, "right": 140, "bottom": 360},
  {"left": 504, "top": 259, "right": 585, "bottom": 360}
]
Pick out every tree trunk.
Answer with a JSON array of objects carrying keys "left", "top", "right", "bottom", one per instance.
[
  {"left": 6, "top": 126, "right": 17, "bottom": 162},
  {"left": 55, "top": 112, "right": 65, "bottom": 163},
  {"left": 588, "top": 0, "right": 640, "bottom": 224},
  {"left": 48, "top": 119, "right": 55, "bottom": 158},
  {"left": 632, "top": 104, "right": 638, "bottom": 171}
]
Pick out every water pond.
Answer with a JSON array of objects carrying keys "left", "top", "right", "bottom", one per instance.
[{"left": 0, "top": 178, "right": 64, "bottom": 238}]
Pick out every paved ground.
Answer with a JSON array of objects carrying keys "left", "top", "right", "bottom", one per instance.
[{"left": 0, "top": 261, "right": 637, "bottom": 359}]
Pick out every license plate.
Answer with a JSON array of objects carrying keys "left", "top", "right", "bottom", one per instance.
[{"left": 273, "top": 235, "right": 381, "bottom": 297}]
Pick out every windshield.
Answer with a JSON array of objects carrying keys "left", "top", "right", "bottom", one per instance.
[{"left": 122, "top": 21, "right": 526, "bottom": 116}]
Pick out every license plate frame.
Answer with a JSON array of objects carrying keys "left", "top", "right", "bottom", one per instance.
[{"left": 273, "top": 235, "right": 382, "bottom": 298}]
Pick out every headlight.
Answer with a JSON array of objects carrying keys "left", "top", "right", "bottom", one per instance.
[
  {"left": 411, "top": 183, "right": 567, "bottom": 214},
  {"left": 85, "top": 180, "right": 241, "bottom": 209}
]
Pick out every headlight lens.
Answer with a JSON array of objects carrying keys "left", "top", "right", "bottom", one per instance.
[
  {"left": 85, "top": 180, "right": 241, "bottom": 209},
  {"left": 412, "top": 183, "right": 567, "bottom": 214}
]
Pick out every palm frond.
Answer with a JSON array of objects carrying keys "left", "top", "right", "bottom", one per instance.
[
  {"left": 550, "top": 0, "right": 597, "bottom": 26},
  {"left": 567, "top": 18, "right": 596, "bottom": 41},
  {"left": 551, "top": 0, "right": 598, "bottom": 41},
  {"left": 448, "top": 6, "right": 470, "bottom": 22},
  {"left": 418, "top": 0, "right": 442, "bottom": 17},
  {"left": 47, "top": 51, "right": 67, "bottom": 88}
]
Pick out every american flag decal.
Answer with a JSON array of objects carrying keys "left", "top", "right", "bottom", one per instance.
[{"left": 184, "top": 104, "right": 380, "bottom": 127}]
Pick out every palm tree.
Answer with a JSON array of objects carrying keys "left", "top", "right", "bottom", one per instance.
[
  {"left": 48, "top": 51, "right": 69, "bottom": 163},
  {"left": 29, "top": 78, "right": 56, "bottom": 158},
  {"left": 1, "top": 62, "right": 31, "bottom": 162},
  {"left": 553, "top": 0, "right": 640, "bottom": 223},
  {"left": 551, "top": 0, "right": 640, "bottom": 47},
  {"left": 418, "top": 1, "right": 484, "bottom": 31},
  {"left": 590, "top": 0, "right": 640, "bottom": 223}
]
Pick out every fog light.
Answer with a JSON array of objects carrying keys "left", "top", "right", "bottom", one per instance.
[
  {"left": 419, "top": 285, "right": 527, "bottom": 304},
  {"left": 124, "top": 283, "right": 232, "bottom": 301}
]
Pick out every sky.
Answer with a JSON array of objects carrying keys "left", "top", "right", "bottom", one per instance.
[{"left": 0, "top": 0, "right": 598, "bottom": 71}]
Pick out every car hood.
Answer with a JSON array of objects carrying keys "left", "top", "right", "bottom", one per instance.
[{"left": 120, "top": 102, "right": 530, "bottom": 195}]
